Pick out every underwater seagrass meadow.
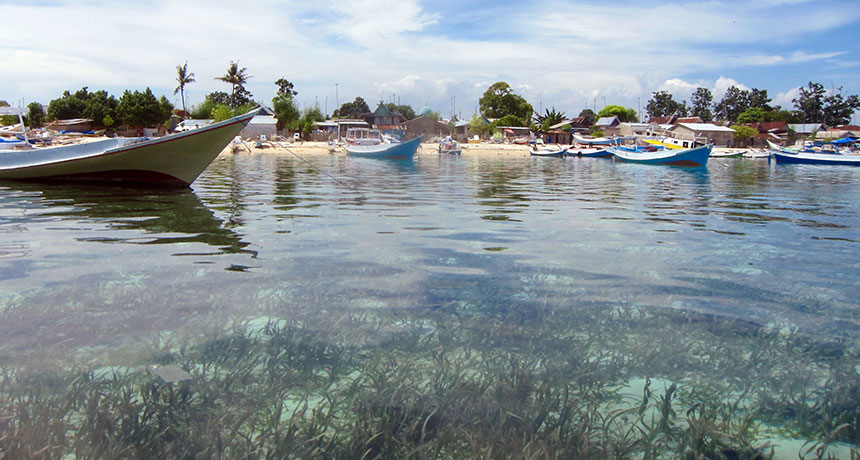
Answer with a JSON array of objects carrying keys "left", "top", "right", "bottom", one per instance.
[{"left": 1, "top": 152, "right": 860, "bottom": 459}]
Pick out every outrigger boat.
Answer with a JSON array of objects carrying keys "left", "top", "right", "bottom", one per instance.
[
  {"left": 767, "top": 140, "right": 860, "bottom": 166},
  {"left": 529, "top": 144, "right": 568, "bottom": 157},
  {"left": 710, "top": 149, "right": 746, "bottom": 158},
  {"left": 608, "top": 143, "right": 712, "bottom": 167},
  {"left": 437, "top": 136, "right": 462, "bottom": 155},
  {"left": 567, "top": 147, "right": 611, "bottom": 158},
  {"left": 0, "top": 107, "right": 261, "bottom": 186},
  {"left": 344, "top": 128, "right": 423, "bottom": 160}
]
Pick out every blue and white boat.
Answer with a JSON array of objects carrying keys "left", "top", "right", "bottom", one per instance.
[
  {"left": 344, "top": 128, "right": 422, "bottom": 160},
  {"left": 608, "top": 143, "right": 711, "bottom": 167},
  {"left": 529, "top": 145, "right": 567, "bottom": 157},
  {"left": 768, "top": 139, "right": 860, "bottom": 165},
  {"left": 568, "top": 147, "right": 611, "bottom": 158}
]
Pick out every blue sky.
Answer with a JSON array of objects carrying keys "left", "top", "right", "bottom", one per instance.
[{"left": 3, "top": 0, "right": 859, "bottom": 122}]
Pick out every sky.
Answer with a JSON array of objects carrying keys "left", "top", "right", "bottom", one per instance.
[{"left": 3, "top": 0, "right": 860, "bottom": 123}]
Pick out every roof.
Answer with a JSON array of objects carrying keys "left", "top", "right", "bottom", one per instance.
[
  {"left": 594, "top": 116, "right": 618, "bottom": 127},
  {"left": 760, "top": 121, "right": 788, "bottom": 132},
  {"left": 674, "top": 123, "right": 735, "bottom": 133},
  {"left": 648, "top": 116, "right": 675, "bottom": 125},
  {"left": 675, "top": 117, "right": 702, "bottom": 124},
  {"left": 249, "top": 115, "right": 277, "bottom": 125},
  {"left": 788, "top": 123, "right": 822, "bottom": 134}
]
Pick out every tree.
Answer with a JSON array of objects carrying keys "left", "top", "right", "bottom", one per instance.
[
  {"left": 714, "top": 86, "right": 750, "bottom": 123},
  {"left": 578, "top": 109, "right": 596, "bottom": 125},
  {"left": 385, "top": 103, "right": 416, "bottom": 120},
  {"left": 690, "top": 87, "right": 713, "bottom": 122},
  {"left": 822, "top": 90, "right": 860, "bottom": 127},
  {"left": 174, "top": 61, "right": 195, "bottom": 115},
  {"left": 748, "top": 88, "right": 772, "bottom": 111},
  {"left": 46, "top": 87, "right": 119, "bottom": 129},
  {"left": 333, "top": 97, "right": 370, "bottom": 118},
  {"left": 272, "top": 94, "right": 300, "bottom": 131},
  {"left": 597, "top": 105, "right": 638, "bottom": 122},
  {"left": 736, "top": 107, "right": 766, "bottom": 124},
  {"left": 645, "top": 90, "right": 686, "bottom": 118},
  {"left": 190, "top": 92, "right": 230, "bottom": 119},
  {"left": 275, "top": 78, "right": 297, "bottom": 98},
  {"left": 762, "top": 108, "right": 799, "bottom": 123},
  {"left": 216, "top": 60, "right": 252, "bottom": 108},
  {"left": 116, "top": 87, "right": 173, "bottom": 127},
  {"left": 26, "top": 102, "right": 45, "bottom": 128},
  {"left": 533, "top": 107, "right": 566, "bottom": 132},
  {"left": 792, "top": 82, "right": 826, "bottom": 123},
  {"left": 296, "top": 104, "right": 325, "bottom": 137},
  {"left": 494, "top": 114, "right": 526, "bottom": 127},
  {"left": 731, "top": 124, "right": 758, "bottom": 146},
  {"left": 468, "top": 113, "right": 492, "bottom": 138},
  {"left": 478, "top": 82, "right": 533, "bottom": 120}
]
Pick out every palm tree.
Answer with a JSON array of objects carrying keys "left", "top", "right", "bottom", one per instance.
[
  {"left": 174, "top": 61, "right": 195, "bottom": 115},
  {"left": 216, "top": 60, "right": 251, "bottom": 108}
]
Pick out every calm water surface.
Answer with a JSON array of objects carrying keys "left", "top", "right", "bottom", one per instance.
[{"left": 1, "top": 153, "right": 859, "bottom": 456}]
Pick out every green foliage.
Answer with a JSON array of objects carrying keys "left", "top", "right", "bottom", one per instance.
[
  {"left": 469, "top": 113, "right": 492, "bottom": 137},
  {"left": 597, "top": 105, "right": 638, "bottom": 122},
  {"left": 27, "top": 102, "right": 45, "bottom": 128},
  {"left": 533, "top": 107, "right": 566, "bottom": 132},
  {"left": 736, "top": 107, "right": 766, "bottom": 124},
  {"left": 494, "top": 114, "right": 526, "bottom": 127},
  {"left": 275, "top": 78, "right": 297, "bottom": 98},
  {"left": 589, "top": 126, "right": 604, "bottom": 136},
  {"left": 116, "top": 88, "right": 173, "bottom": 127},
  {"left": 211, "top": 104, "right": 233, "bottom": 122},
  {"left": 763, "top": 108, "right": 799, "bottom": 123},
  {"left": 578, "top": 108, "right": 597, "bottom": 125},
  {"left": 216, "top": 60, "right": 252, "bottom": 108},
  {"left": 272, "top": 95, "right": 300, "bottom": 131},
  {"left": 690, "top": 87, "right": 714, "bottom": 122},
  {"left": 174, "top": 61, "right": 195, "bottom": 114},
  {"left": 715, "top": 87, "right": 769, "bottom": 123},
  {"left": 47, "top": 87, "right": 119, "bottom": 128},
  {"left": 333, "top": 97, "right": 370, "bottom": 118},
  {"left": 190, "top": 92, "right": 229, "bottom": 119},
  {"left": 731, "top": 124, "right": 758, "bottom": 140},
  {"left": 296, "top": 104, "right": 326, "bottom": 136},
  {"left": 646, "top": 90, "right": 687, "bottom": 118},
  {"left": 479, "top": 81, "right": 533, "bottom": 120},
  {"left": 792, "top": 81, "right": 860, "bottom": 126},
  {"left": 384, "top": 103, "right": 416, "bottom": 120},
  {"left": 102, "top": 114, "right": 114, "bottom": 128}
]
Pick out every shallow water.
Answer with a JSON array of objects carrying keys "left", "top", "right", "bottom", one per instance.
[{"left": 1, "top": 153, "right": 859, "bottom": 457}]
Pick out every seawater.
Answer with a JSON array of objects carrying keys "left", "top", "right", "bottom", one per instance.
[{"left": 1, "top": 153, "right": 859, "bottom": 458}]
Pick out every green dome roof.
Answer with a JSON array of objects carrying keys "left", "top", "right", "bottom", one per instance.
[{"left": 419, "top": 105, "right": 432, "bottom": 116}]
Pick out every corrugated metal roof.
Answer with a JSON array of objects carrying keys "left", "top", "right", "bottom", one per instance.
[
  {"left": 788, "top": 123, "right": 822, "bottom": 133},
  {"left": 675, "top": 123, "right": 735, "bottom": 132}
]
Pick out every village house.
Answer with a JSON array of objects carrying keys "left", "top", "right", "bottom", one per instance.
[
  {"left": 403, "top": 116, "right": 451, "bottom": 141},
  {"left": 594, "top": 116, "right": 621, "bottom": 136},
  {"left": 669, "top": 123, "right": 736, "bottom": 147}
]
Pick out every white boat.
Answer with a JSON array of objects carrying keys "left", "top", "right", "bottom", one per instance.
[
  {"left": 529, "top": 145, "right": 568, "bottom": 157},
  {"left": 573, "top": 134, "right": 627, "bottom": 146},
  {"left": 743, "top": 149, "right": 770, "bottom": 159},
  {"left": 344, "top": 128, "right": 422, "bottom": 160},
  {"left": 437, "top": 136, "right": 461, "bottom": 155},
  {"left": 0, "top": 107, "right": 261, "bottom": 186},
  {"left": 710, "top": 149, "right": 746, "bottom": 158}
]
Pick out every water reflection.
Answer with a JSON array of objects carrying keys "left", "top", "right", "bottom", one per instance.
[{"left": 0, "top": 181, "right": 252, "bottom": 256}]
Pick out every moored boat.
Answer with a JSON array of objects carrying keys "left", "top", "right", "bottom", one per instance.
[
  {"left": 344, "top": 128, "right": 423, "bottom": 160},
  {"left": 608, "top": 144, "right": 711, "bottom": 167},
  {"left": 438, "top": 136, "right": 462, "bottom": 155},
  {"left": 529, "top": 145, "right": 567, "bottom": 157},
  {"left": 567, "top": 147, "right": 611, "bottom": 157},
  {"left": 0, "top": 107, "right": 261, "bottom": 186},
  {"left": 770, "top": 149, "right": 860, "bottom": 166},
  {"left": 710, "top": 149, "right": 746, "bottom": 158}
]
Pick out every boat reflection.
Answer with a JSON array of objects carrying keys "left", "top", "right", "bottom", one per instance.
[{"left": 0, "top": 182, "right": 254, "bottom": 256}]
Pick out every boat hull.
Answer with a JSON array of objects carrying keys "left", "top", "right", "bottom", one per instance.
[
  {"left": 0, "top": 109, "right": 260, "bottom": 186},
  {"left": 530, "top": 148, "right": 567, "bottom": 157},
  {"left": 771, "top": 150, "right": 860, "bottom": 166},
  {"left": 347, "top": 135, "right": 423, "bottom": 159},
  {"left": 609, "top": 144, "right": 711, "bottom": 167},
  {"left": 568, "top": 148, "right": 611, "bottom": 158}
]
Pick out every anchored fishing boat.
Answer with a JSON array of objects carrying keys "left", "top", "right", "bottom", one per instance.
[
  {"left": 529, "top": 144, "right": 567, "bottom": 157},
  {"left": 437, "top": 136, "right": 462, "bottom": 155},
  {"left": 0, "top": 107, "right": 261, "bottom": 186},
  {"left": 344, "top": 128, "right": 422, "bottom": 160},
  {"left": 568, "top": 147, "right": 611, "bottom": 158},
  {"left": 608, "top": 143, "right": 712, "bottom": 167},
  {"left": 768, "top": 139, "right": 860, "bottom": 165}
]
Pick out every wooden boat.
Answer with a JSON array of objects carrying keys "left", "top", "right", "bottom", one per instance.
[
  {"left": 0, "top": 107, "right": 261, "bottom": 186},
  {"left": 710, "top": 149, "right": 746, "bottom": 158},
  {"left": 770, "top": 148, "right": 860, "bottom": 166},
  {"left": 529, "top": 145, "right": 568, "bottom": 157},
  {"left": 568, "top": 147, "right": 611, "bottom": 158},
  {"left": 344, "top": 128, "right": 423, "bottom": 160},
  {"left": 437, "top": 137, "right": 462, "bottom": 155},
  {"left": 743, "top": 149, "right": 770, "bottom": 159},
  {"left": 572, "top": 134, "right": 628, "bottom": 146},
  {"left": 608, "top": 144, "right": 711, "bottom": 167}
]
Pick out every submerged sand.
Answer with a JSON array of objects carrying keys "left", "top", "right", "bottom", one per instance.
[{"left": 221, "top": 141, "right": 535, "bottom": 158}]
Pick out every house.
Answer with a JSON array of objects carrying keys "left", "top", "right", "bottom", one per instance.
[
  {"left": 175, "top": 119, "right": 213, "bottom": 132},
  {"left": 361, "top": 103, "right": 407, "bottom": 130},
  {"left": 545, "top": 129, "right": 571, "bottom": 144},
  {"left": 734, "top": 122, "right": 788, "bottom": 147},
  {"left": 239, "top": 115, "right": 278, "bottom": 140},
  {"left": 403, "top": 116, "right": 450, "bottom": 141},
  {"left": 594, "top": 116, "right": 621, "bottom": 136},
  {"left": 669, "top": 123, "right": 736, "bottom": 147},
  {"left": 815, "top": 125, "right": 860, "bottom": 141},
  {"left": 789, "top": 123, "right": 822, "bottom": 138},
  {"left": 675, "top": 117, "right": 703, "bottom": 124},
  {"left": 498, "top": 126, "right": 531, "bottom": 142},
  {"left": 618, "top": 122, "right": 652, "bottom": 137},
  {"left": 648, "top": 115, "right": 676, "bottom": 125}
]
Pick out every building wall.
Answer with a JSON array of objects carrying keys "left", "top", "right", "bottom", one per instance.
[
  {"left": 403, "top": 116, "right": 450, "bottom": 141},
  {"left": 672, "top": 125, "right": 735, "bottom": 147}
]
